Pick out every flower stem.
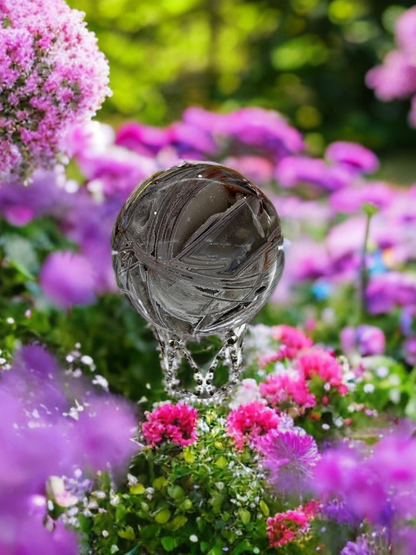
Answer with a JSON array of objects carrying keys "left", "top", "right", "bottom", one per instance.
[{"left": 359, "top": 203, "right": 378, "bottom": 323}]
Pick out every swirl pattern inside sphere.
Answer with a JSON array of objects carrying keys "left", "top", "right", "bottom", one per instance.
[{"left": 112, "top": 162, "right": 284, "bottom": 337}]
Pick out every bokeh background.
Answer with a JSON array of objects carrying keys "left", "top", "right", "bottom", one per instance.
[{"left": 67, "top": 0, "right": 416, "bottom": 181}]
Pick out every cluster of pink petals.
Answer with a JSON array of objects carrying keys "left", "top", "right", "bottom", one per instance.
[
  {"left": 271, "top": 324, "right": 314, "bottom": 360},
  {"left": 226, "top": 401, "right": 281, "bottom": 450},
  {"left": 267, "top": 500, "right": 319, "bottom": 547},
  {"left": 0, "top": 0, "right": 111, "bottom": 181},
  {"left": 259, "top": 373, "right": 316, "bottom": 412},
  {"left": 142, "top": 403, "right": 198, "bottom": 447},
  {"left": 366, "top": 7, "right": 416, "bottom": 127},
  {"left": 297, "top": 349, "right": 348, "bottom": 395}
]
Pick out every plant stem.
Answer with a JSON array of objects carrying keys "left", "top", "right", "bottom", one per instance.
[{"left": 358, "top": 203, "right": 378, "bottom": 323}]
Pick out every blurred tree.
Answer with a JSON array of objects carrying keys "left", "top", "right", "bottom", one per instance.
[{"left": 67, "top": 0, "right": 416, "bottom": 155}]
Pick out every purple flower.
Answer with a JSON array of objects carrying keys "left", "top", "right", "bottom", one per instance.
[
  {"left": 403, "top": 336, "right": 416, "bottom": 366},
  {"left": 396, "top": 7, "right": 416, "bottom": 55},
  {"left": 330, "top": 182, "right": 394, "bottom": 213},
  {"left": 75, "top": 396, "right": 138, "bottom": 472},
  {"left": 325, "top": 142, "right": 379, "bottom": 174},
  {"left": 340, "top": 537, "right": 375, "bottom": 555},
  {"left": 366, "top": 50, "right": 416, "bottom": 102},
  {"left": 0, "top": 0, "right": 111, "bottom": 181},
  {"left": 259, "top": 428, "right": 320, "bottom": 495},
  {"left": 40, "top": 251, "right": 96, "bottom": 309},
  {"left": 183, "top": 106, "right": 304, "bottom": 159},
  {"left": 115, "top": 121, "right": 171, "bottom": 156},
  {"left": 276, "top": 156, "right": 353, "bottom": 191},
  {"left": 366, "top": 272, "right": 416, "bottom": 315},
  {"left": 340, "top": 325, "right": 386, "bottom": 357}
]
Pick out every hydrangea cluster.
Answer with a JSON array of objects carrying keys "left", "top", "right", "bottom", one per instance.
[
  {"left": 0, "top": 0, "right": 110, "bottom": 182},
  {"left": 366, "top": 6, "right": 416, "bottom": 126}
]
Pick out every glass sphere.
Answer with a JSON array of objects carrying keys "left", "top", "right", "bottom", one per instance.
[{"left": 112, "top": 162, "right": 284, "bottom": 338}]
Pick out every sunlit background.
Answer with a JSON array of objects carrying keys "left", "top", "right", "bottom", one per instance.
[{"left": 68, "top": 0, "right": 416, "bottom": 180}]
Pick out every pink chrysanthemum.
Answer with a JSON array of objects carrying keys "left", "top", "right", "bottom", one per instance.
[
  {"left": 267, "top": 505, "right": 313, "bottom": 547},
  {"left": 297, "top": 349, "right": 347, "bottom": 394},
  {"left": 226, "top": 401, "right": 280, "bottom": 450},
  {"left": 271, "top": 325, "right": 314, "bottom": 359},
  {"left": 259, "top": 372, "right": 316, "bottom": 413},
  {"left": 142, "top": 403, "right": 198, "bottom": 447},
  {"left": 0, "top": 0, "right": 111, "bottom": 182},
  {"left": 258, "top": 428, "right": 320, "bottom": 495}
]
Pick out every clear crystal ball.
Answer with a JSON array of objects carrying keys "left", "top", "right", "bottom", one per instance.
[{"left": 112, "top": 162, "right": 284, "bottom": 338}]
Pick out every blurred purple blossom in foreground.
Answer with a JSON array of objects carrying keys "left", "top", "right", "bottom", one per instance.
[
  {"left": 340, "top": 325, "right": 386, "bottom": 357},
  {"left": 0, "top": 345, "right": 138, "bottom": 555},
  {"left": 0, "top": 0, "right": 111, "bottom": 182}
]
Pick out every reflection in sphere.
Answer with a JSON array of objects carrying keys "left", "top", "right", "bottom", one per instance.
[{"left": 112, "top": 162, "right": 284, "bottom": 338}]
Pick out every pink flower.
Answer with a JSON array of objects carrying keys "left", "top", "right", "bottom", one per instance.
[
  {"left": 226, "top": 401, "right": 280, "bottom": 450},
  {"left": 325, "top": 142, "right": 379, "bottom": 174},
  {"left": 0, "top": 0, "right": 111, "bottom": 181},
  {"left": 260, "top": 373, "right": 316, "bottom": 412},
  {"left": 271, "top": 325, "right": 314, "bottom": 359},
  {"left": 267, "top": 503, "right": 315, "bottom": 547},
  {"left": 142, "top": 403, "right": 198, "bottom": 447},
  {"left": 297, "top": 349, "right": 347, "bottom": 394}
]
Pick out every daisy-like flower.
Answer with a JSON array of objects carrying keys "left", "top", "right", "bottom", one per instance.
[
  {"left": 0, "top": 0, "right": 111, "bottom": 182},
  {"left": 258, "top": 428, "right": 320, "bottom": 495},
  {"left": 142, "top": 403, "right": 198, "bottom": 447},
  {"left": 226, "top": 401, "right": 280, "bottom": 450}
]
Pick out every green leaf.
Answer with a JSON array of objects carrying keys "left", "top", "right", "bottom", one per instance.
[
  {"left": 215, "top": 456, "right": 228, "bottom": 469},
  {"left": 238, "top": 508, "right": 251, "bottom": 525},
  {"left": 259, "top": 501, "right": 269, "bottom": 516},
  {"left": 155, "top": 508, "right": 171, "bottom": 524},
  {"left": 118, "top": 526, "right": 135, "bottom": 540},
  {"left": 167, "top": 485, "right": 184, "bottom": 499},
  {"left": 167, "top": 515, "right": 188, "bottom": 531},
  {"left": 130, "top": 483, "right": 145, "bottom": 495},
  {"left": 153, "top": 477, "right": 168, "bottom": 490},
  {"left": 161, "top": 536, "right": 177, "bottom": 552}
]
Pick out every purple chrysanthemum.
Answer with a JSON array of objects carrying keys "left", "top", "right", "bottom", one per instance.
[
  {"left": 0, "top": 0, "right": 111, "bottom": 182},
  {"left": 259, "top": 428, "right": 320, "bottom": 495}
]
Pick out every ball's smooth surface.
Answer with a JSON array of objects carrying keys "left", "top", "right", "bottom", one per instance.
[{"left": 112, "top": 162, "right": 284, "bottom": 337}]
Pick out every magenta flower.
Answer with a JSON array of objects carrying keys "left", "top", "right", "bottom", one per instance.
[
  {"left": 396, "top": 7, "right": 416, "bottom": 55},
  {"left": 340, "top": 325, "right": 386, "bottom": 357},
  {"left": 0, "top": 0, "right": 110, "bottom": 181},
  {"left": 258, "top": 429, "right": 320, "bottom": 495},
  {"left": 271, "top": 324, "right": 314, "bottom": 359},
  {"left": 40, "top": 251, "right": 96, "bottom": 309},
  {"left": 297, "top": 349, "right": 347, "bottom": 394},
  {"left": 260, "top": 373, "right": 316, "bottom": 413},
  {"left": 142, "top": 403, "right": 198, "bottom": 447},
  {"left": 226, "top": 401, "right": 280, "bottom": 450},
  {"left": 366, "top": 50, "right": 416, "bottom": 102},
  {"left": 330, "top": 182, "right": 394, "bottom": 214},
  {"left": 267, "top": 501, "right": 317, "bottom": 548},
  {"left": 325, "top": 142, "right": 379, "bottom": 174}
]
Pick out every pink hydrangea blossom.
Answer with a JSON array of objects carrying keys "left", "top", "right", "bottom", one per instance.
[
  {"left": 271, "top": 325, "right": 314, "bottom": 359},
  {"left": 267, "top": 501, "right": 317, "bottom": 547},
  {"left": 297, "top": 349, "right": 347, "bottom": 394},
  {"left": 260, "top": 372, "right": 316, "bottom": 412},
  {"left": 0, "top": 0, "right": 111, "bottom": 181},
  {"left": 142, "top": 403, "right": 198, "bottom": 447},
  {"left": 226, "top": 401, "right": 280, "bottom": 450}
]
